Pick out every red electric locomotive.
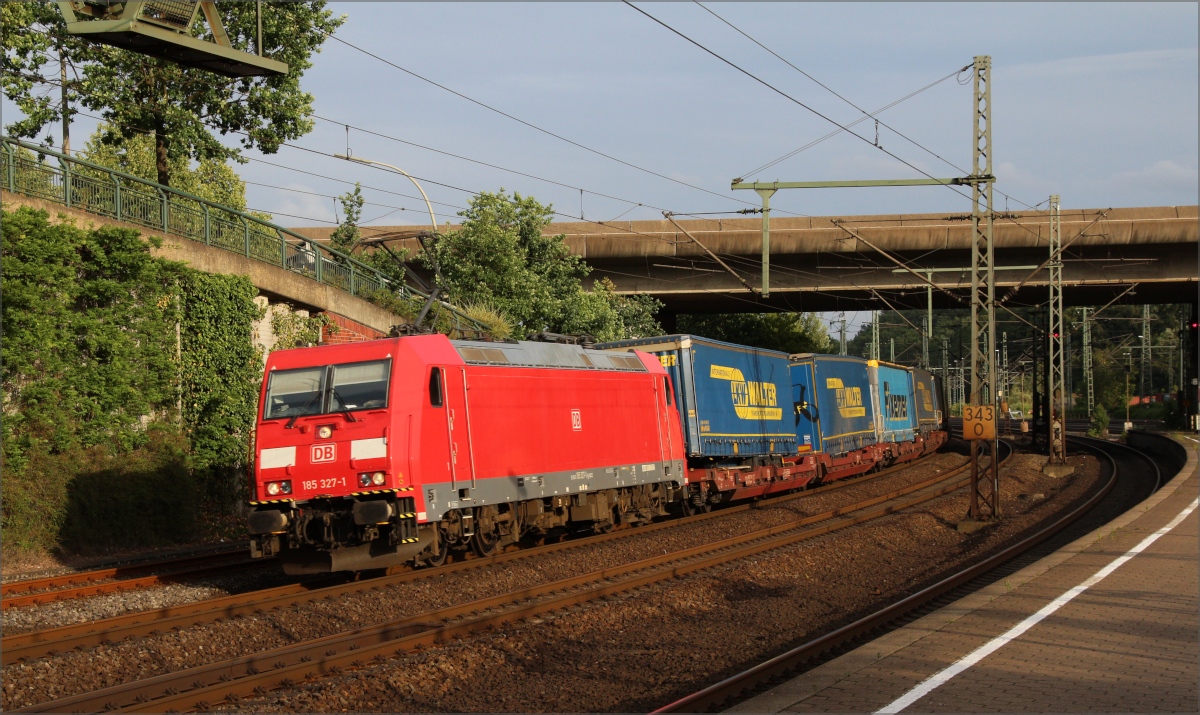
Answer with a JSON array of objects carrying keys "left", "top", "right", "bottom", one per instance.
[{"left": 248, "top": 334, "right": 687, "bottom": 574}]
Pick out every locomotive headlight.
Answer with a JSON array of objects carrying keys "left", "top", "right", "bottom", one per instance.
[
  {"left": 317, "top": 425, "right": 333, "bottom": 439},
  {"left": 280, "top": 480, "right": 292, "bottom": 494},
  {"left": 358, "top": 473, "right": 372, "bottom": 487},
  {"left": 372, "top": 472, "right": 386, "bottom": 486},
  {"left": 266, "top": 482, "right": 281, "bottom": 496}
]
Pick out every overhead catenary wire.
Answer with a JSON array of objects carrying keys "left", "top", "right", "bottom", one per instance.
[
  {"left": 312, "top": 114, "right": 731, "bottom": 218},
  {"left": 623, "top": 2, "right": 981, "bottom": 211},
  {"left": 323, "top": 33, "right": 780, "bottom": 213}
]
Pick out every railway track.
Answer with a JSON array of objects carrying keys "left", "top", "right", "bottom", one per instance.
[
  {"left": 0, "top": 549, "right": 257, "bottom": 610},
  {"left": 1, "top": 448, "right": 954, "bottom": 666},
  {"left": 652, "top": 433, "right": 1172, "bottom": 713},
  {"left": 12, "top": 446, "right": 1001, "bottom": 713}
]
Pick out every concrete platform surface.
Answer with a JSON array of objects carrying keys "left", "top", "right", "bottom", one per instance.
[{"left": 732, "top": 437, "right": 1198, "bottom": 714}]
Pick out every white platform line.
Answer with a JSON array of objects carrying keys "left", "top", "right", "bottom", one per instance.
[{"left": 876, "top": 496, "right": 1200, "bottom": 714}]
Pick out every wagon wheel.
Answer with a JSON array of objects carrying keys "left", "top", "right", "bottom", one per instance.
[{"left": 471, "top": 527, "right": 499, "bottom": 558}]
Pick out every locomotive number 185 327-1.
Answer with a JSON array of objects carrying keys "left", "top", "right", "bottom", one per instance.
[{"left": 302, "top": 477, "right": 347, "bottom": 491}]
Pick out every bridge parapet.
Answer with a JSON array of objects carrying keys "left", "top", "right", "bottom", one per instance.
[{"left": 1, "top": 137, "right": 484, "bottom": 332}]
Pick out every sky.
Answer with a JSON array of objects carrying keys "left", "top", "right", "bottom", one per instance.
[
  {"left": 257, "top": 1, "right": 1198, "bottom": 227},
  {"left": 5, "top": 2, "right": 1198, "bottom": 330}
]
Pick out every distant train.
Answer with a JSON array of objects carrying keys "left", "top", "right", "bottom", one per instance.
[{"left": 246, "top": 333, "right": 947, "bottom": 573}]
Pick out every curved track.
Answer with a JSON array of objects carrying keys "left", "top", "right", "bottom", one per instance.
[
  {"left": 653, "top": 433, "right": 1174, "bottom": 713},
  {"left": 11, "top": 447, "right": 999, "bottom": 713},
  {"left": 2, "top": 449, "right": 956, "bottom": 666}
]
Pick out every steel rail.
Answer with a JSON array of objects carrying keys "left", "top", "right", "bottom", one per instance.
[
  {"left": 3, "top": 449, "right": 954, "bottom": 664},
  {"left": 1, "top": 556, "right": 258, "bottom": 610},
  {"left": 15, "top": 452, "right": 994, "bottom": 713},
  {"left": 651, "top": 435, "right": 1164, "bottom": 713},
  {"left": 1, "top": 548, "right": 247, "bottom": 598}
]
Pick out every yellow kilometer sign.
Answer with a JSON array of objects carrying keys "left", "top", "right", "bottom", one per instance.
[{"left": 963, "top": 404, "right": 996, "bottom": 440}]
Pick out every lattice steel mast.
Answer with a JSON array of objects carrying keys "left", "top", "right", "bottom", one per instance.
[
  {"left": 968, "top": 55, "right": 1000, "bottom": 520},
  {"left": 1047, "top": 195, "right": 1068, "bottom": 467}
]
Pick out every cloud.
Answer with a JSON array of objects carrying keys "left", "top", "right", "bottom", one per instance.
[{"left": 1102, "top": 159, "right": 1198, "bottom": 194}]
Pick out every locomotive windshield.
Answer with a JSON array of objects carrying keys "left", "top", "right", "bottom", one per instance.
[{"left": 264, "top": 359, "right": 391, "bottom": 420}]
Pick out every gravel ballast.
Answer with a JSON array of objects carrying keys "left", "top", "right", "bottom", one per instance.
[{"left": 2, "top": 449, "right": 1098, "bottom": 711}]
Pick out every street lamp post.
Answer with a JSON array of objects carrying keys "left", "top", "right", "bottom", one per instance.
[
  {"left": 335, "top": 154, "right": 444, "bottom": 329},
  {"left": 334, "top": 154, "right": 438, "bottom": 233}
]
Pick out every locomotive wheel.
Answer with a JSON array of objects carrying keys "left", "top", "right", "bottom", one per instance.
[
  {"left": 471, "top": 528, "right": 499, "bottom": 558},
  {"left": 423, "top": 527, "right": 450, "bottom": 567}
]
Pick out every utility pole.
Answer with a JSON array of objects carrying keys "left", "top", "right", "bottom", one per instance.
[
  {"left": 1002, "top": 332, "right": 1009, "bottom": 403},
  {"left": 922, "top": 316, "right": 930, "bottom": 369},
  {"left": 1126, "top": 351, "right": 1133, "bottom": 430},
  {"left": 60, "top": 52, "right": 70, "bottom": 155},
  {"left": 1083, "top": 308, "right": 1094, "bottom": 418},
  {"left": 925, "top": 271, "right": 934, "bottom": 369},
  {"left": 1140, "top": 304, "right": 1151, "bottom": 400},
  {"left": 836, "top": 313, "right": 847, "bottom": 355},
  {"left": 1045, "top": 195, "right": 1070, "bottom": 472},
  {"left": 966, "top": 55, "right": 1000, "bottom": 520},
  {"left": 871, "top": 310, "right": 880, "bottom": 361},
  {"left": 890, "top": 337, "right": 895, "bottom": 363}
]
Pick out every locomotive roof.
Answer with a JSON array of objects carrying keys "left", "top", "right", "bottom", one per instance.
[{"left": 452, "top": 339, "right": 647, "bottom": 372}]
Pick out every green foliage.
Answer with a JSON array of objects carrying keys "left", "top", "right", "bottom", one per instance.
[
  {"left": 1087, "top": 405, "right": 1110, "bottom": 437},
  {"left": 79, "top": 125, "right": 268, "bottom": 218},
  {"left": 3, "top": 1, "right": 344, "bottom": 185},
  {"left": 458, "top": 302, "right": 515, "bottom": 341},
  {"left": 270, "top": 308, "right": 334, "bottom": 351},
  {"left": 329, "top": 183, "right": 408, "bottom": 286},
  {"left": 678, "top": 312, "right": 833, "bottom": 354},
  {"left": 1, "top": 207, "right": 184, "bottom": 472},
  {"left": 0, "top": 1, "right": 88, "bottom": 143},
  {"left": 330, "top": 183, "right": 365, "bottom": 252},
  {"left": 179, "top": 272, "right": 264, "bottom": 506},
  {"left": 2, "top": 207, "right": 265, "bottom": 554},
  {"left": 430, "top": 190, "right": 662, "bottom": 341}
]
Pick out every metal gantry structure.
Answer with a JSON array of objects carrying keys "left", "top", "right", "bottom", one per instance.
[
  {"left": 1140, "top": 304, "right": 1152, "bottom": 399},
  {"left": 1046, "top": 195, "right": 1067, "bottom": 466},
  {"left": 1082, "top": 308, "right": 1094, "bottom": 418},
  {"left": 871, "top": 310, "right": 881, "bottom": 361},
  {"left": 966, "top": 56, "right": 1000, "bottom": 520}
]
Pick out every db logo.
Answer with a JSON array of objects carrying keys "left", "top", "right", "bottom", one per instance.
[
  {"left": 571, "top": 409, "right": 582, "bottom": 431},
  {"left": 311, "top": 443, "right": 336, "bottom": 463}
]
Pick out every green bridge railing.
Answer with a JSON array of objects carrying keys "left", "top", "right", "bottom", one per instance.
[{"left": 2, "top": 136, "right": 481, "bottom": 330}]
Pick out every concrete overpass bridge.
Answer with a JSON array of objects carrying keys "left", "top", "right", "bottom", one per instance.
[
  {"left": 299, "top": 205, "right": 1196, "bottom": 318},
  {"left": 551, "top": 206, "right": 1197, "bottom": 316}
]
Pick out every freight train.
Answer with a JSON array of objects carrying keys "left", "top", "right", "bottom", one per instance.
[{"left": 247, "top": 333, "right": 947, "bottom": 574}]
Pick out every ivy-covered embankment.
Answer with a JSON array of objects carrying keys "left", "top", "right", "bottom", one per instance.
[{"left": 1, "top": 206, "right": 318, "bottom": 556}]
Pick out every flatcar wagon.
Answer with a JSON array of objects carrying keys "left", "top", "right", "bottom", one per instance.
[{"left": 248, "top": 334, "right": 685, "bottom": 574}]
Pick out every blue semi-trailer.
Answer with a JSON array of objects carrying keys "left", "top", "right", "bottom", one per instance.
[
  {"left": 870, "top": 360, "right": 917, "bottom": 444},
  {"left": 596, "top": 334, "right": 796, "bottom": 462}
]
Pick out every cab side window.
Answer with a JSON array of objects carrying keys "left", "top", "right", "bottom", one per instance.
[
  {"left": 664, "top": 376, "right": 674, "bottom": 405},
  {"left": 429, "top": 368, "right": 444, "bottom": 407}
]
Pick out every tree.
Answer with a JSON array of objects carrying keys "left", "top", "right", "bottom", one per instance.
[
  {"left": 329, "top": 183, "right": 365, "bottom": 252},
  {"left": 1, "top": 1, "right": 89, "bottom": 149},
  {"left": 3, "top": 1, "right": 344, "bottom": 186},
  {"left": 80, "top": 125, "right": 264, "bottom": 215},
  {"left": 678, "top": 312, "right": 833, "bottom": 354},
  {"left": 430, "top": 190, "right": 662, "bottom": 340},
  {"left": 328, "top": 183, "right": 408, "bottom": 287}
]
